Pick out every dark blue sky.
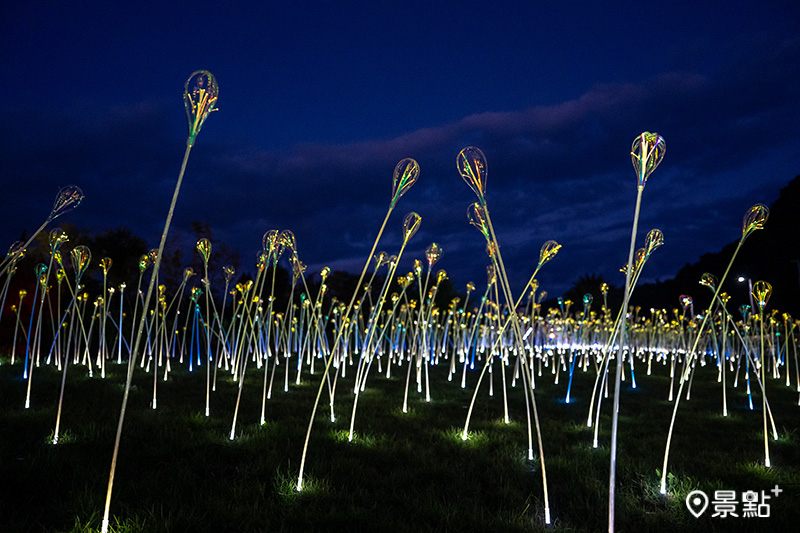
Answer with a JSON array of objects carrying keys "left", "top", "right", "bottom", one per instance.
[{"left": 2, "top": 1, "right": 799, "bottom": 298}]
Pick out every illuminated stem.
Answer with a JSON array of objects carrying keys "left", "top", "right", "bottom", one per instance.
[
  {"left": 760, "top": 309, "right": 771, "bottom": 467},
  {"left": 101, "top": 142, "right": 193, "bottom": 533},
  {"left": 609, "top": 185, "right": 643, "bottom": 533},
  {"left": 659, "top": 239, "right": 743, "bottom": 495},
  {"left": 0, "top": 270, "right": 17, "bottom": 339},
  {"left": 260, "top": 268, "right": 278, "bottom": 424},
  {"left": 461, "top": 272, "right": 531, "bottom": 437},
  {"left": 0, "top": 220, "right": 49, "bottom": 280},
  {"left": 117, "top": 286, "right": 124, "bottom": 365},
  {"left": 212, "top": 279, "right": 232, "bottom": 390},
  {"left": 203, "top": 263, "right": 212, "bottom": 417},
  {"left": 52, "top": 271, "right": 89, "bottom": 444},
  {"left": 229, "top": 274, "right": 265, "bottom": 440},
  {"left": 481, "top": 206, "right": 551, "bottom": 525},
  {"left": 297, "top": 205, "right": 394, "bottom": 491},
  {"left": 348, "top": 245, "right": 408, "bottom": 441}
]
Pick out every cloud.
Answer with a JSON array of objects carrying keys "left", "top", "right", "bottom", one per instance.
[{"left": 2, "top": 36, "right": 798, "bottom": 300}]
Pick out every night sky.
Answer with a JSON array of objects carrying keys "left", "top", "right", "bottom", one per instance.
[{"left": 2, "top": 1, "right": 799, "bottom": 298}]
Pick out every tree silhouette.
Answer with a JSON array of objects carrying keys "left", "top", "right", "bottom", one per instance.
[{"left": 561, "top": 273, "right": 621, "bottom": 314}]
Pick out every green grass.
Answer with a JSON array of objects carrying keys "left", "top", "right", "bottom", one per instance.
[{"left": 1, "top": 353, "right": 798, "bottom": 532}]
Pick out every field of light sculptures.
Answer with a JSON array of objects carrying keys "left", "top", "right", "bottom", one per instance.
[{"left": 1, "top": 71, "right": 798, "bottom": 533}]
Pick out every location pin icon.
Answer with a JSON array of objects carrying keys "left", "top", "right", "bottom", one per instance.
[{"left": 685, "top": 490, "right": 709, "bottom": 518}]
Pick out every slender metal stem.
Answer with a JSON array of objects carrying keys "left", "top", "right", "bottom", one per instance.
[
  {"left": 296, "top": 206, "right": 394, "bottom": 491},
  {"left": 101, "top": 142, "right": 193, "bottom": 533},
  {"left": 609, "top": 185, "right": 643, "bottom": 532}
]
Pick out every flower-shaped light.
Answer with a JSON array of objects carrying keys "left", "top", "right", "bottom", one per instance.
[
  {"left": 457, "top": 147, "right": 488, "bottom": 206},
  {"left": 391, "top": 158, "right": 420, "bottom": 208},
  {"left": 49, "top": 185, "right": 85, "bottom": 222},
  {"left": 752, "top": 280, "right": 772, "bottom": 311},
  {"left": 184, "top": 70, "right": 219, "bottom": 146},
  {"left": 197, "top": 238, "right": 212, "bottom": 266},
  {"left": 538, "top": 240, "right": 562, "bottom": 269},
  {"left": 741, "top": 204, "right": 769, "bottom": 243},
  {"left": 402, "top": 212, "right": 422, "bottom": 244},
  {"left": 631, "top": 132, "right": 666, "bottom": 187}
]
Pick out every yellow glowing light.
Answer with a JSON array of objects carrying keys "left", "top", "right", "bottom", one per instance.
[
  {"left": 699, "top": 272, "right": 717, "bottom": 292},
  {"left": 752, "top": 280, "right": 772, "bottom": 311},
  {"left": 457, "top": 146, "right": 488, "bottom": 205},
  {"left": 538, "top": 240, "right": 561, "bottom": 268},
  {"left": 70, "top": 245, "right": 92, "bottom": 282},
  {"left": 425, "top": 242, "right": 442, "bottom": 267},
  {"left": 196, "top": 238, "right": 212, "bottom": 264},
  {"left": 741, "top": 203, "right": 769, "bottom": 243},
  {"left": 391, "top": 158, "right": 420, "bottom": 208},
  {"left": 403, "top": 212, "right": 422, "bottom": 244},
  {"left": 630, "top": 132, "right": 666, "bottom": 187},
  {"left": 184, "top": 70, "right": 219, "bottom": 146}
]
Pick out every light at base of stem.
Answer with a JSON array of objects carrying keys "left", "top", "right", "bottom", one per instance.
[{"left": 545, "top": 507, "right": 551, "bottom": 524}]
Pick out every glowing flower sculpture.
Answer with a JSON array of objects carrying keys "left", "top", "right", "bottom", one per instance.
[
  {"left": 52, "top": 244, "right": 92, "bottom": 444},
  {"left": 426, "top": 242, "right": 442, "bottom": 267},
  {"left": 403, "top": 212, "right": 422, "bottom": 242},
  {"left": 538, "top": 240, "right": 562, "bottom": 270},
  {"left": 741, "top": 203, "right": 769, "bottom": 243},
  {"left": 0, "top": 186, "right": 84, "bottom": 280},
  {"left": 49, "top": 185, "right": 85, "bottom": 223},
  {"left": 752, "top": 280, "right": 774, "bottom": 467},
  {"left": 457, "top": 146, "right": 552, "bottom": 525},
  {"left": 457, "top": 147, "right": 488, "bottom": 206},
  {"left": 297, "top": 158, "right": 420, "bottom": 493},
  {"left": 631, "top": 131, "right": 666, "bottom": 188},
  {"left": 467, "top": 202, "right": 490, "bottom": 241},
  {"left": 391, "top": 158, "right": 420, "bottom": 208},
  {"left": 660, "top": 203, "right": 769, "bottom": 496},
  {"left": 609, "top": 132, "right": 665, "bottom": 532},
  {"left": 196, "top": 238, "right": 213, "bottom": 417},
  {"left": 184, "top": 71, "right": 219, "bottom": 147},
  {"left": 102, "top": 71, "right": 218, "bottom": 533},
  {"left": 349, "top": 212, "right": 423, "bottom": 441}
]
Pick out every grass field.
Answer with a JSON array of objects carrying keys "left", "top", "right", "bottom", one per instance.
[{"left": 1, "top": 352, "right": 798, "bottom": 532}]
